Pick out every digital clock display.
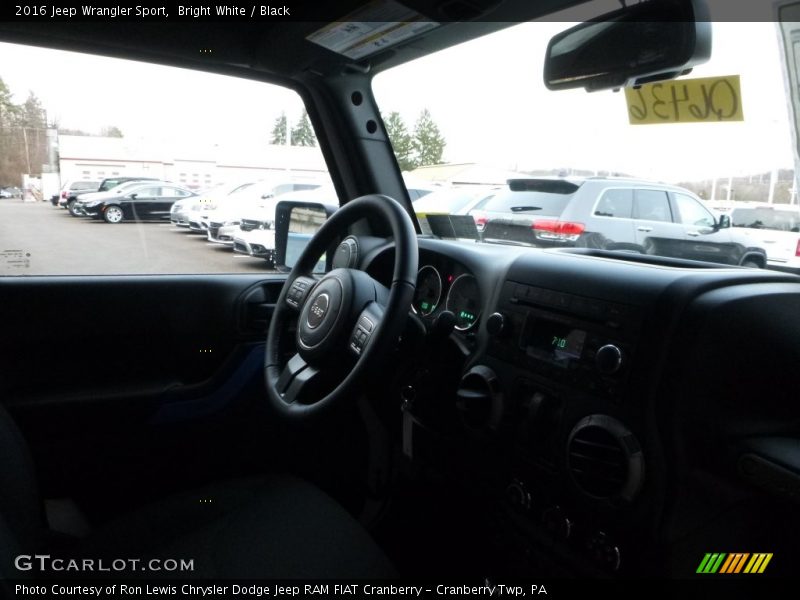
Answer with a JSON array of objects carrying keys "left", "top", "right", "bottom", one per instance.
[{"left": 524, "top": 318, "right": 586, "bottom": 365}]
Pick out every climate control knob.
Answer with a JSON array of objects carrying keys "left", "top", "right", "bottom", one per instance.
[
  {"left": 486, "top": 312, "right": 506, "bottom": 337},
  {"left": 595, "top": 344, "right": 623, "bottom": 374},
  {"left": 505, "top": 479, "right": 531, "bottom": 511}
]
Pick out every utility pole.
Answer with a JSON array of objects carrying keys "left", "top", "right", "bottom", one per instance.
[
  {"left": 768, "top": 167, "right": 778, "bottom": 203},
  {"left": 22, "top": 127, "right": 31, "bottom": 174}
]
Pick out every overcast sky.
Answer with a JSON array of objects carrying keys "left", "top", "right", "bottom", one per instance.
[{"left": 0, "top": 18, "right": 794, "bottom": 184}]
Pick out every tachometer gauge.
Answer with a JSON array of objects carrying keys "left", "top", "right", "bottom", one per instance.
[
  {"left": 446, "top": 274, "right": 481, "bottom": 330},
  {"left": 413, "top": 265, "right": 442, "bottom": 316}
]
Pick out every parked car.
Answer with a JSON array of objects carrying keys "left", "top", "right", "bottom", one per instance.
[
  {"left": 170, "top": 181, "right": 257, "bottom": 229},
  {"left": 97, "top": 176, "right": 161, "bottom": 193},
  {"left": 413, "top": 186, "right": 498, "bottom": 222},
  {"left": 0, "top": 187, "right": 17, "bottom": 199},
  {"left": 72, "top": 180, "right": 172, "bottom": 214},
  {"left": 75, "top": 182, "right": 196, "bottom": 223},
  {"left": 204, "top": 181, "right": 312, "bottom": 245},
  {"left": 233, "top": 187, "right": 336, "bottom": 266},
  {"left": 728, "top": 202, "right": 800, "bottom": 273},
  {"left": 55, "top": 180, "right": 102, "bottom": 212},
  {"left": 198, "top": 180, "right": 322, "bottom": 235},
  {"left": 472, "top": 177, "right": 767, "bottom": 267},
  {"left": 4, "top": 186, "right": 23, "bottom": 199}
]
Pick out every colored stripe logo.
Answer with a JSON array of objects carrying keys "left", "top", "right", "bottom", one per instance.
[{"left": 697, "top": 553, "right": 773, "bottom": 574}]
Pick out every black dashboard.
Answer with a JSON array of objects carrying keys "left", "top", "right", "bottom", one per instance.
[{"left": 363, "top": 237, "right": 800, "bottom": 577}]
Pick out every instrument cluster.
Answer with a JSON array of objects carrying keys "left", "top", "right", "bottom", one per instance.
[{"left": 412, "top": 261, "right": 481, "bottom": 332}]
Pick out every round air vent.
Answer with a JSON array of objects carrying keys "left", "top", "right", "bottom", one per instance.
[
  {"left": 332, "top": 236, "right": 359, "bottom": 269},
  {"left": 567, "top": 415, "right": 644, "bottom": 503}
]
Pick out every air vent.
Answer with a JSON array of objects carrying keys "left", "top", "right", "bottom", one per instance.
[
  {"left": 567, "top": 415, "right": 644, "bottom": 503},
  {"left": 332, "top": 236, "right": 359, "bottom": 269}
]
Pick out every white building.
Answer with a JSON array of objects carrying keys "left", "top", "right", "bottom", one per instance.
[{"left": 57, "top": 135, "right": 329, "bottom": 189}]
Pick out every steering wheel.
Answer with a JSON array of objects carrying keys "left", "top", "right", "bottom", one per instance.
[{"left": 265, "top": 194, "right": 418, "bottom": 419}]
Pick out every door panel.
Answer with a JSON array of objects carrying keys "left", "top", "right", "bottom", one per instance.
[
  {"left": 673, "top": 191, "right": 738, "bottom": 264},
  {"left": 0, "top": 274, "right": 288, "bottom": 515},
  {"left": 632, "top": 189, "right": 687, "bottom": 259}
]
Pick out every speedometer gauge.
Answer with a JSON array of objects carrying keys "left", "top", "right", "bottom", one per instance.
[
  {"left": 446, "top": 274, "right": 481, "bottom": 330},
  {"left": 413, "top": 265, "right": 443, "bottom": 316}
]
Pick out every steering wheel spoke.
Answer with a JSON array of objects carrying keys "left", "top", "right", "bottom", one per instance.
[
  {"left": 348, "top": 302, "right": 384, "bottom": 357},
  {"left": 275, "top": 353, "right": 321, "bottom": 404},
  {"left": 284, "top": 275, "right": 317, "bottom": 311}
]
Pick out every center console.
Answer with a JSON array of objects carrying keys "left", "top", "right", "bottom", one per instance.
[{"left": 448, "top": 278, "right": 654, "bottom": 575}]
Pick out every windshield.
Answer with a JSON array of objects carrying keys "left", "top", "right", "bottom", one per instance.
[
  {"left": 373, "top": 19, "right": 795, "bottom": 268},
  {"left": 478, "top": 189, "right": 576, "bottom": 216},
  {"left": 732, "top": 207, "right": 800, "bottom": 231}
]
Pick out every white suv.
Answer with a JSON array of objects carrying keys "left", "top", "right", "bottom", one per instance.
[{"left": 729, "top": 203, "right": 800, "bottom": 273}]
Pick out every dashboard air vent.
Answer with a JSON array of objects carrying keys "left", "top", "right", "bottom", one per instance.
[{"left": 567, "top": 415, "right": 644, "bottom": 503}]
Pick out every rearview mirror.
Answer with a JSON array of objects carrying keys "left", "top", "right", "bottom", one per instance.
[
  {"left": 544, "top": 0, "right": 712, "bottom": 92},
  {"left": 717, "top": 214, "right": 731, "bottom": 229}
]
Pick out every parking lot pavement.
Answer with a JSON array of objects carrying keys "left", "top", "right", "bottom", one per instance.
[{"left": 0, "top": 200, "right": 277, "bottom": 276}]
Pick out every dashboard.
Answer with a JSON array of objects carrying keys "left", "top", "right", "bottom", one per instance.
[{"left": 363, "top": 236, "right": 800, "bottom": 577}]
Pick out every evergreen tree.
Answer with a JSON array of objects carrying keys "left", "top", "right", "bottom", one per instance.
[
  {"left": 383, "top": 111, "right": 416, "bottom": 171},
  {"left": 20, "top": 91, "right": 46, "bottom": 129},
  {"left": 19, "top": 92, "right": 48, "bottom": 174},
  {"left": 0, "top": 77, "right": 19, "bottom": 128},
  {"left": 412, "top": 108, "right": 446, "bottom": 167},
  {"left": 101, "top": 125, "right": 123, "bottom": 137},
  {"left": 270, "top": 111, "right": 287, "bottom": 145},
  {"left": 290, "top": 109, "right": 316, "bottom": 147}
]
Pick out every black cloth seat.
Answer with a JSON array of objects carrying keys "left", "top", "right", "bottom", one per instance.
[
  {"left": 79, "top": 476, "right": 396, "bottom": 578},
  {"left": 0, "top": 402, "right": 395, "bottom": 579}
]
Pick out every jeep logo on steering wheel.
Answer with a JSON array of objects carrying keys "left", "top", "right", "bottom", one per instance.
[{"left": 306, "top": 293, "right": 329, "bottom": 329}]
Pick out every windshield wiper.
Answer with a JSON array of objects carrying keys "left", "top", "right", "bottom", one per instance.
[{"left": 510, "top": 206, "right": 543, "bottom": 212}]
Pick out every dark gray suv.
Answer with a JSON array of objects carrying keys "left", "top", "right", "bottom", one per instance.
[{"left": 472, "top": 177, "right": 767, "bottom": 267}]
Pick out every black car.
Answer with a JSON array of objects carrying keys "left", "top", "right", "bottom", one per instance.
[
  {"left": 97, "top": 175, "right": 160, "bottom": 193},
  {"left": 76, "top": 183, "right": 196, "bottom": 223},
  {"left": 61, "top": 177, "right": 161, "bottom": 215},
  {"left": 55, "top": 179, "right": 102, "bottom": 211}
]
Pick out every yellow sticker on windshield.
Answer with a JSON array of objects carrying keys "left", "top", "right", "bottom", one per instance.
[{"left": 625, "top": 75, "right": 743, "bottom": 125}]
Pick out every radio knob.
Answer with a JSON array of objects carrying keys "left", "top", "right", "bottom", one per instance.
[
  {"left": 595, "top": 344, "right": 623, "bottom": 374},
  {"left": 543, "top": 505, "right": 573, "bottom": 540},
  {"left": 486, "top": 312, "right": 506, "bottom": 337},
  {"left": 505, "top": 479, "right": 531, "bottom": 511}
]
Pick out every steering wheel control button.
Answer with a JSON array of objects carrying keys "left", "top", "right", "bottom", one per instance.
[
  {"left": 286, "top": 278, "right": 314, "bottom": 309},
  {"left": 350, "top": 324, "right": 371, "bottom": 355},
  {"left": 306, "top": 293, "right": 329, "bottom": 329},
  {"left": 358, "top": 315, "right": 374, "bottom": 332}
]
